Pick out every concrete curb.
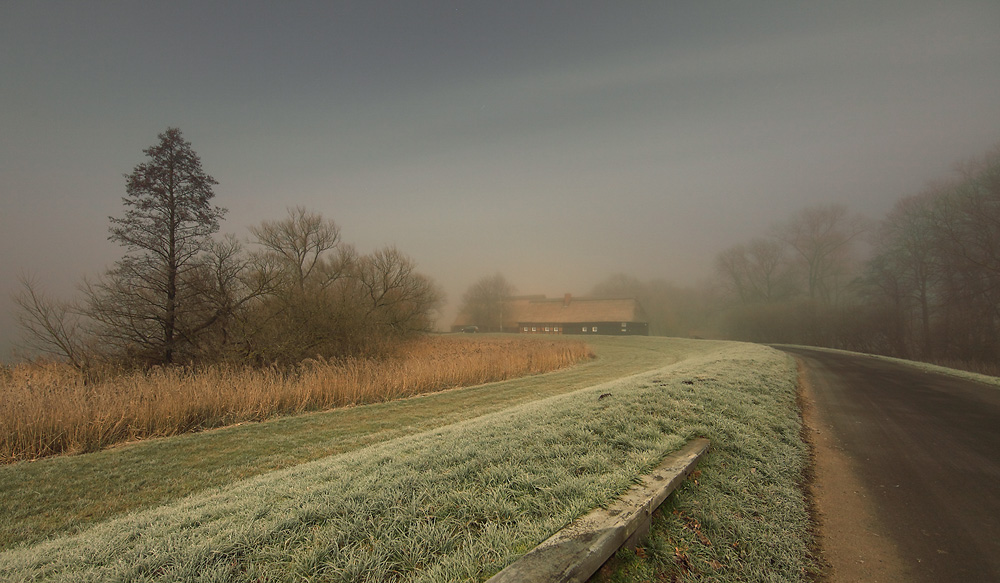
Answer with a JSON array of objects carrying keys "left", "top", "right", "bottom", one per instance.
[{"left": 487, "top": 437, "right": 711, "bottom": 583}]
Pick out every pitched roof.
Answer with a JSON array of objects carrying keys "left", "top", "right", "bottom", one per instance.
[
  {"left": 451, "top": 295, "right": 545, "bottom": 328},
  {"left": 516, "top": 297, "right": 647, "bottom": 324}
]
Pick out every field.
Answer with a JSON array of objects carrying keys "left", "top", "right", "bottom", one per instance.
[
  {"left": 0, "top": 336, "right": 814, "bottom": 582},
  {"left": 0, "top": 335, "right": 593, "bottom": 463}
]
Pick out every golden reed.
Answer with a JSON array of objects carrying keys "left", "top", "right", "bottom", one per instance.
[{"left": 0, "top": 336, "right": 593, "bottom": 463}]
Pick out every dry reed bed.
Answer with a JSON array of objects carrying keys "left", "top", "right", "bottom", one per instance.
[{"left": 0, "top": 336, "right": 593, "bottom": 464}]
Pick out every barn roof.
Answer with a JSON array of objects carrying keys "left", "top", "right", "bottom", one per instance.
[
  {"left": 516, "top": 297, "right": 647, "bottom": 324},
  {"left": 451, "top": 295, "right": 545, "bottom": 329}
]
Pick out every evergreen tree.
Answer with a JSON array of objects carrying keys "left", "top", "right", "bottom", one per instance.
[{"left": 93, "top": 128, "right": 226, "bottom": 364}]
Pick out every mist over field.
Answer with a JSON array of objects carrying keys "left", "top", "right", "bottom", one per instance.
[{"left": 3, "top": 2, "right": 1000, "bottom": 360}]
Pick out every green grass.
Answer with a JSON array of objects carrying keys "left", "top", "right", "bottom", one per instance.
[
  {"left": 0, "top": 336, "right": 714, "bottom": 551},
  {"left": 0, "top": 337, "right": 813, "bottom": 582},
  {"left": 595, "top": 349, "right": 816, "bottom": 582}
]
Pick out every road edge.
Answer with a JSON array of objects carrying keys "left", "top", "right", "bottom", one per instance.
[{"left": 794, "top": 355, "right": 911, "bottom": 583}]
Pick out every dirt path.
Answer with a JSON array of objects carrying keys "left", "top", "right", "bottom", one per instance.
[{"left": 798, "top": 361, "right": 912, "bottom": 583}]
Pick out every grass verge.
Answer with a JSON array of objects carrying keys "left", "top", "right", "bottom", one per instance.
[
  {"left": 593, "top": 350, "right": 817, "bottom": 582},
  {"left": 0, "top": 338, "right": 812, "bottom": 582}
]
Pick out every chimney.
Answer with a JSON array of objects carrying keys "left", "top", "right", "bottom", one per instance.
[{"left": 563, "top": 293, "right": 572, "bottom": 307}]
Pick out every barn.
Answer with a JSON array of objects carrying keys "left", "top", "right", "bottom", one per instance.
[
  {"left": 450, "top": 295, "right": 545, "bottom": 333},
  {"left": 516, "top": 294, "right": 649, "bottom": 336}
]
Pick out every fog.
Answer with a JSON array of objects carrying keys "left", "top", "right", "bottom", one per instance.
[{"left": 3, "top": 2, "right": 999, "bottom": 360}]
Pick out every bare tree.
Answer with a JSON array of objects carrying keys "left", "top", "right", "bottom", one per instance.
[
  {"left": 242, "top": 208, "right": 359, "bottom": 363},
  {"left": 714, "top": 238, "right": 793, "bottom": 305},
  {"left": 90, "top": 128, "right": 225, "bottom": 364},
  {"left": 459, "top": 273, "right": 516, "bottom": 332},
  {"left": 933, "top": 150, "right": 1000, "bottom": 289},
  {"left": 12, "top": 274, "right": 90, "bottom": 368},
  {"left": 746, "top": 238, "right": 793, "bottom": 302},
  {"left": 590, "top": 273, "right": 706, "bottom": 337},
  {"left": 774, "top": 203, "right": 867, "bottom": 303},
  {"left": 715, "top": 245, "right": 753, "bottom": 304},
  {"left": 715, "top": 205, "right": 865, "bottom": 345},
  {"left": 590, "top": 273, "right": 645, "bottom": 298},
  {"left": 864, "top": 190, "right": 941, "bottom": 356},
  {"left": 356, "top": 246, "right": 444, "bottom": 337},
  {"left": 249, "top": 207, "right": 346, "bottom": 295},
  {"left": 710, "top": 145, "right": 1000, "bottom": 366},
  {"left": 924, "top": 148, "right": 1000, "bottom": 360},
  {"left": 179, "top": 235, "right": 278, "bottom": 361}
]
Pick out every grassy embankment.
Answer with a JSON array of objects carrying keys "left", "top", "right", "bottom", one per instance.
[
  {"left": 0, "top": 336, "right": 687, "bottom": 551},
  {"left": 0, "top": 337, "right": 814, "bottom": 582}
]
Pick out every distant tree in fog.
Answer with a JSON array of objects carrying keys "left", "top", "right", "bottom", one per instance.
[
  {"left": 12, "top": 274, "right": 90, "bottom": 369},
  {"left": 590, "top": 273, "right": 645, "bottom": 301},
  {"left": 590, "top": 274, "right": 707, "bottom": 337},
  {"left": 711, "top": 144, "right": 1000, "bottom": 369},
  {"left": 459, "top": 273, "right": 516, "bottom": 332},
  {"left": 773, "top": 203, "right": 867, "bottom": 303},
  {"left": 861, "top": 190, "right": 939, "bottom": 357},
  {"left": 714, "top": 238, "right": 794, "bottom": 305},
  {"left": 862, "top": 146, "right": 1000, "bottom": 363},
  {"left": 714, "top": 204, "right": 867, "bottom": 345}
]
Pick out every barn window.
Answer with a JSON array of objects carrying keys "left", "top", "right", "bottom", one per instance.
[
  {"left": 582, "top": 326, "right": 587, "bottom": 332},
  {"left": 531, "top": 327, "right": 537, "bottom": 332},
  {"left": 592, "top": 327, "right": 598, "bottom": 332},
  {"left": 522, "top": 327, "right": 528, "bottom": 332},
  {"left": 544, "top": 327, "right": 550, "bottom": 332}
]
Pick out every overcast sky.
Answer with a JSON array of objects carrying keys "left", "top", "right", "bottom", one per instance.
[{"left": 2, "top": 1, "right": 999, "bottom": 359}]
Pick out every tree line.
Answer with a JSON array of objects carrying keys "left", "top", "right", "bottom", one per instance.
[
  {"left": 714, "top": 145, "right": 1000, "bottom": 369},
  {"left": 15, "top": 128, "right": 443, "bottom": 369},
  {"left": 455, "top": 145, "right": 1000, "bottom": 371},
  {"left": 33, "top": 129, "right": 994, "bottom": 371}
]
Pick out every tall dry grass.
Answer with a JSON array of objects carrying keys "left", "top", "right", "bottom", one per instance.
[{"left": 0, "top": 336, "right": 593, "bottom": 463}]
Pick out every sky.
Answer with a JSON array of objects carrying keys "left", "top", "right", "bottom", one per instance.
[{"left": 2, "top": 1, "right": 1000, "bottom": 359}]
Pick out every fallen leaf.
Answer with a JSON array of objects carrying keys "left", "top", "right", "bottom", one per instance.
[{"left": 674, "top": 547, "right": 692, "bottom": 574}]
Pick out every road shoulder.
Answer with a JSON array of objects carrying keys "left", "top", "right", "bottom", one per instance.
[{"left": 797, "top": 359, "right": 911, "bottom": 583}]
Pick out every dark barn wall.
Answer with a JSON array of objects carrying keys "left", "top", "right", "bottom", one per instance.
[{"left": 518, "top": 322, "right": 649, "bottom": 336}]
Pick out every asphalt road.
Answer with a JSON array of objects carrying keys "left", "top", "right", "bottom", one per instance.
[{"left": 778, "top": 346, "right": 1000, "bottom": 582}]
